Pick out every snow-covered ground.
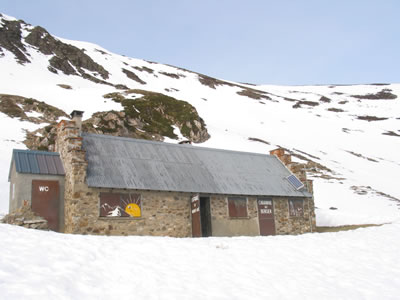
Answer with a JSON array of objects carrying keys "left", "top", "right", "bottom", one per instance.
[
  {"left": 1, "top": 222, "right": 399, "bottom": 299},
  {"left": 0, "top": 13, "right": 399, "bottom": 227}
]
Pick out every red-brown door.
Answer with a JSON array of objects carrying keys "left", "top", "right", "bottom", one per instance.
[
  {"left": 191, "top": 194, "right": 201, "bottom": 237},
  {"left": 31, "top": 180, "right": 60, "bottom": 231},
  {"left": 257, "top": 197, "right": 275, "bottom": 236}
]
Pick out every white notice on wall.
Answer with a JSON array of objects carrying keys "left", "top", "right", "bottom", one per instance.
[
  {"left": 38, "top": 186, "right": 49, "bottom": 192},
  {"left": 259, "top": 200, "right": 271, "bottom": 205}
]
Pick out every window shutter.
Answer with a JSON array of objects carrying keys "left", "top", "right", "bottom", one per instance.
[{"left": 228, "top": 197, "right": 247, "bottom": 218}]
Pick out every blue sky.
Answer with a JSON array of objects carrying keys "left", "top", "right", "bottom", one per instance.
[{"left": 1, "top": 0, "right": 400, "bottom": 85}]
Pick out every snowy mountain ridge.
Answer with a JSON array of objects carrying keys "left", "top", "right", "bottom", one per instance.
[{"left": 0, "top": 13, "right": 399, "bottom": 226}]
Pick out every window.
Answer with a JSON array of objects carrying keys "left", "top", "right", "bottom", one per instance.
[
  {"left": 228, "top": 197, "right": 248, "bottom": 218},
  {"left": 289, "top": 199, "right": 304, "bottom": 217},
  {"left": 100, "top": 193, "right": 141, "bottom": 218}
]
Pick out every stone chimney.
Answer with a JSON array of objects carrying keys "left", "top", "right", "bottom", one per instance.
[
  {"left": 55, "top": 118, "right": 87, "bottom": 233},
  {"left": 70, "top": 110, "right": 84, "bottom": 135},
  {"left": 270, "top": 147, "right": 316, "bottom": 232},
  {"left": 269, "top": 148, "right": 312, "bottom": 193},
  {"left": 270, "top": 148, "right": 292, "bottom": 166}
]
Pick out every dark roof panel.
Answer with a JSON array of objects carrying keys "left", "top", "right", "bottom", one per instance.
[
  {"left": 82, "top": 133, "right": 311, "bottom": 197},
  {"left": 37, "top": 154, "right": 48, "bottom": 174},
  {"left": 10, "top": 149, "right": 65, "bottom": 177},
  {"left": 47, "top": 155, "right": 58, "bottom": 174}
]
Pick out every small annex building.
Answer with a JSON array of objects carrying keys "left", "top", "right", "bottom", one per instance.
[
  {"left": 8, "top": 112, "right": 316, "bottom": 236},
  {"left": 8, "top": 149, "right": 65, "bottom": 231}
]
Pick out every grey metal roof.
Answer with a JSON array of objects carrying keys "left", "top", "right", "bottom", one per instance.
[
  {"left": 82, "top": 133, "right": 311, "bottom": 198},
  {"left": 10, "top": 149, "right": 65, "bottom": 179}
]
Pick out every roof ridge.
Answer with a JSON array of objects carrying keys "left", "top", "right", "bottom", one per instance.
[
  {"left": 12, "top": 149, "right": 61, "bottom": 156},
  {"left": 81, "top": 133, "right": 273, "bottom": 158}
]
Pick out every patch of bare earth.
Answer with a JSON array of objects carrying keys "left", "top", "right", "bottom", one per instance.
[
  {"left": 292, "top": 100, "right": 319, "bottom": 109},
  {"left": 356, "top": 115, "right": 388, "bottom": 122},
  {"left": 345, "top": 150, "right": 378, "bottom": 162},
  {"left": 122, "top": 68, "right": 146, "bottom": 84},
  {"left": 316, "top": 224, "right": 383, "bottom": 233},
  {"left": 350, "top": 185, "right": 400, "bottom": 206},
  {"left": 327, "top": 108, "right": 345, "bottom": 112},
  {"left": 352, "top": 89, "right": 397, "bottom": 100},
  {"left": 57, "top": 84, "right": 72, "bottom": 90},
  {"left": 382, "top": 131, "right": 400, "bottom": 137}
]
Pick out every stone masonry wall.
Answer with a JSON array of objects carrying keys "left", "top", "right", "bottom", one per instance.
[
  {"left": 273, "top": 197, "right": 314, "bottom": 234},
  {"left": 210, "top": 195, "right": 313, "bottom": 235},
  {"left": 69, "top": 188, "right": 192, "bottom": 237},
  {"left": 56, "top": 120, "right": 192, "bottom": 236},
  {"left": 210, "top": 195, "right": 258, "bottom": 219},
  {"left": 210, "top": 195, "right": 259, "bottom": 236},
  {"left": 270, "top": 148, "right": 317, "bottom": 232}
]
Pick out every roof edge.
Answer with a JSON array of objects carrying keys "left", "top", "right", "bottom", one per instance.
[
  {"left": 86, "top": 182, "right": 313, "bottom": 198},
  {"left": 12, "top": 149, "right": 61, "bottom": 156}
]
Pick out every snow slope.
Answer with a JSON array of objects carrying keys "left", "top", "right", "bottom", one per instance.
[
  {"left": 1, "top": 223, "right": 400, "bottom": 299},
  {"left": 0, "top": 13, "right": 399, "bottom": 226}
]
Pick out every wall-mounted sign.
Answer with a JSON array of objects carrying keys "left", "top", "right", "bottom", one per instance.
[{"left": 38, "top": 186, "right": 50, "bottom": 192}]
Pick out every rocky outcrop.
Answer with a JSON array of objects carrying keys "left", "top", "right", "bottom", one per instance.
[
  {"left": 25, "top": 26, "right": 109, "bottom": 79},
  {"left": 1, "top": 204, "right": 49, "bottom": 230},
  {"left": 102, "top": 90, "right": 210, "bottom": 143},
  {"left": 352, "top": 89, "right": 397, "bottom": 100},
  {"left": 24, "top": 89, "right": 210, "bottom": 151},
  {"left": 0, "top": 93, "right": 69, "bottom": 151},
  {"left": 0, "top": 18, "right": 30, "bottom": 63},
  {"left": 0, "top": 94, "right": 68, "bottom": 123},
  {"left": 122, "top": 68, "right": 146, "bottom": 84}
]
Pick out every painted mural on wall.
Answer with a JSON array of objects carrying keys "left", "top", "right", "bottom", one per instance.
[{"left": 100, "top": 193, "right": 141, "bottom": 217}]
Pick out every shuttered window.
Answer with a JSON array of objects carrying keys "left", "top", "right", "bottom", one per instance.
[
  {"left": 228, "top": 197, "right": 248, "bottom": 218},
  {"left": 289, "top": 199, "right": 304, "bottom": 217}
]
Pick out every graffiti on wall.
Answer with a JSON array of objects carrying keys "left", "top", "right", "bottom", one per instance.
[{"left": 100, "top": 193, "right": 141, "bottom": 217}]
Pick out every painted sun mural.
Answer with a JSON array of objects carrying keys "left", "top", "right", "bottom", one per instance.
[{"left": 100, "top": 193, "right": 141, "bottom": 218}]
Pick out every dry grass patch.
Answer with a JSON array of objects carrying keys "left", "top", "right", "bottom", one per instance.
[{"left": 316, "top": 224, "right": 383, "bottom": 233}]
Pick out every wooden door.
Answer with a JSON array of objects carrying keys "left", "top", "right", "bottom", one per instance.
[
  {"left": 191, "top": 194, "right": 201, "bottom": 237},
  {"left": 31, "top": 180, "right": 60, "bottom": 231},
  {"left": 257, "top": 197, "right": 275, "bottom": 236}
]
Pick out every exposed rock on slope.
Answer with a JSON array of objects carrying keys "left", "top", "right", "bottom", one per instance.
[
  {"left": 0, "top": 94, "right": 68, "bottom": 151},
  {"left": 0, "top": 94, "right": 68, "bottom": 123},
  {"left": 23, "top": 90, "right": 210, "bottom": 151},
  {"left": 0, "top": 17, "right": 30, "bottom": 63},
  {"left": 0, "top": 15, "right": 109, "bottom": 83},
  {"left": 352, "top": 89, "right": 397, "bottom": 100},
  {"left": 121, "top": 68, "right": 146, "bottom": 84},
  {"left": 102, "top": 90, "right": 210, "bottom": 142},
  {"left": 25, "top": 26, "right": 109, "bottom": 79}
]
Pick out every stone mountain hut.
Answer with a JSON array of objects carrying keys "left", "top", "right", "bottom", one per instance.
[{"left": 8, "top": 111, "right": 316, "bottom": 237}]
